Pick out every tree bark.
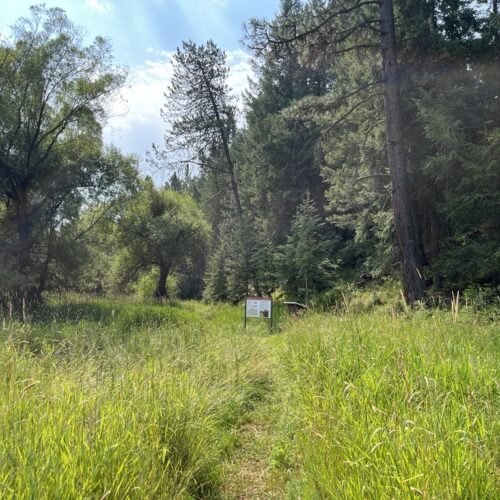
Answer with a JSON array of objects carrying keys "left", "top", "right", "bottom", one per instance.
[
  {"left": 13, "top": 188, "right": 39, "bottom": 303},
  {"left": 379, "top": 0, "right": 425, "bottom": 304},
  {"left": 198, "top": 62, "right": 243, "bottom": 217},
  {"left": 429, "top": 1, "right": 438, "bottom": 34},
  {"left": 15, "top": 189, "right": 31, "bottom": 245},
  {"left": 210, "top": 103, "right": 242, "bottom": 217},
  {"left": 429, "top": 207, "right": 442, "bottom": 290},
  {"left": 155, "top": 261, "right": 171, "bottom": 300},
  {"left": 36, "top": 225, "right": 55, "bottom": 300}
]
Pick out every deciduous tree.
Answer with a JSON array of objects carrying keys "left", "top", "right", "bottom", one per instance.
[
  {"left": 116, "top": 183, "right": 209, "bottom": 300},
  {"left": 0, "top": 6, "right": 128, "bottom": 302}
]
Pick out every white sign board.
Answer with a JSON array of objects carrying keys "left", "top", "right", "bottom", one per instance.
[{"left": 245, "top": 297, "right": 272, "bottom": 319}]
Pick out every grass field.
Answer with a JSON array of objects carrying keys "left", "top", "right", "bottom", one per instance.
[{"left": 0, "top": 297, "right": 498, "bottom": 498}]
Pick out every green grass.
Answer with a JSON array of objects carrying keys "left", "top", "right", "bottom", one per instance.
[
  {"left": 0, "top": 299, "right": 272, "bottom": 498},
  {"left": 0, "top": 297, "right": 498, "bottom": 498},
  {"left": 278, "top": 310, "right": 499, "bottom": 498}
]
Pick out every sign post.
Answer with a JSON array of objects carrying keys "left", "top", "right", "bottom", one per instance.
[{"left": 244, "top": 296, "right": 273, "bottom": 330}]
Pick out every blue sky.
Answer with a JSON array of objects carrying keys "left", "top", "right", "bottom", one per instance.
[{"left": 1, "top": 0, "right": 280, "bottom": 177}]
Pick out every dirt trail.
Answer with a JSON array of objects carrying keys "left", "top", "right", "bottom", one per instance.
[{"left": 223, "top": 336, "right": 286, "bottom": 499}]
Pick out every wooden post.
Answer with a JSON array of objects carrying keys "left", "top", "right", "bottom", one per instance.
[
  {"left": 244, "top": 298, "right": 247, "bottom": 328},
  {"left": 269, "top": 298, "right": 273, "bottom": 332}
]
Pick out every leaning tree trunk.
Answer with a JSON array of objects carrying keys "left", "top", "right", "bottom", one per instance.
[
  {"left": 198, "top": 62, "right": 243, "bottom": 217},
  {"left": 155, "top": 261, "right": 171, "bottom": 300},
  {"left": 379, "top": 0, "right": 425, "bottom": 304},
  {"left": 211, "top": 103, "right": 242, "bottom": 217}
]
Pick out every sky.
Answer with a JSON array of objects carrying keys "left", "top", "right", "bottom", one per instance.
[{"left": 0, "top": 0, "right": 280, "bottom": 177}]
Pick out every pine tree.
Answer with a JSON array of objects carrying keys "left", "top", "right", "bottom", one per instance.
[
  {"left": 153, "top": 40, "right": 242, "bottom": 216},
  {"left": 240, "top": 0, "right": 328, "bottom": 244},
  {"left": 225, "top": 215, "right": 258, "bottom": 303},
  {"left": 203, "top": 244, "right": 228, "bottom": 302}
]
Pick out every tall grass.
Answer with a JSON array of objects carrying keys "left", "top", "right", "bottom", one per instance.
[
  {"left": 0, "top": 296, "right": 498, "bottom": 498},
  {"left": 0, "top": 299, "right": 270, "bottom": 498},
  {"left": 278, "top": 309, "right": 499, "bottom": 498}
]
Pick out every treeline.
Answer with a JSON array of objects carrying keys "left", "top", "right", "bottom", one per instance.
[
  {"left": 1, "top": 2, "right": 499, "bottom": 307},
  {"left": 166, "top": 0, "right": 500, "bottom": 304}
]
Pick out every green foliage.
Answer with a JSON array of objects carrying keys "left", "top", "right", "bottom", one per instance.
[
  {"left": 155, "top": 39, "right": 236, "bottom": 168},
  {"left": 252, "top": 216, "right": 278, "bottom": 296},
  {"left": 224, "top": 215, "right": 259, "bottom": 302},
  {"left": 73, "top": 204, "right": 122, "bottom": 296},
  {"left": 204, "top": 214, "right": 280, "bottom": 303},
  {"left": 203, "top": 244, "right": 229, "bottom": 302},
  {"left": 2, "top": 1, "right": 500, "bottom": 305},
  {"left": 238, "top": 4, "right": 328, "bottom": 243},
  {"left": 151, "top": 39, "right": 242, "bottom": 215},
  {"left": 277, "top": 194, "right": 336, "bottom": 303},
  {"left": 412, "top": 64, "right": 500, "bottom": 288},
  {"left": 133, "top": 268, "right": 180, "bottom": 301},
  {"left": 116, "top": 182, "right": 209, "bottom": 299},
  {"left": 463, "top": 284, "right": 500, "bottom": 309},
  {"left": 0, "top": 6, "right": 132, "bottom": 301},
  {"left": 239, "top": 0, "right": 500, "bottom": 295},
  {"left": 203, "top": 215, "right": 256, "bottom": 303}
]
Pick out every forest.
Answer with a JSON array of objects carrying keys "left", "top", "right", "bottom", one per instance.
[
  {"left": 0, "top": 1, "right": 499, "bottom": 498},
  {"left": 0, "top": 0, "right": 499, "bottom": 307}
]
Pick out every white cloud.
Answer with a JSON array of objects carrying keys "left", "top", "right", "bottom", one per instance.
[
  {"left": 226, "top": 49, "right": 254, "bottom": 103},
  {"left": 104, "top": 52, "right": 175, "bottom": 162},
  {"left": 85, "top": 0, "right": 114, "bottom": 15},
  {"left": 103, "top": 49, "right": 255, "bottom": 166}
]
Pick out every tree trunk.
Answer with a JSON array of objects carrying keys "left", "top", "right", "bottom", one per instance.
[
  {"left": 13, "top": 189, "right": 39, "bottom": 303},
  {"left": 379, "top": 0, "right": 425, "bottom": 304},
  {"left": 212, "top": 106, "right": 242, "bottom": 217},
  {"left": 426, "top": 0, "right": 438, "bottom": 34},
  {"left": 198, "top": 62, "right": 243, "bottom": 217},
  {"left": 429, "top": 207, "right": 442, "bottom": 290},
  {"left": 36, "top": 225, "right": 55, "bottom": 301},
  {"left": 227, "top": 162, "right": 243, "bottom": 217},
  {"left": 493, "top": 0, "right": 498, "bottom": 15},
  {"left": 155, "top": 261, "right": 170, "bottom": 300},
  {"left": 15, "top": 189, "right": 33, "bottom": 255}
]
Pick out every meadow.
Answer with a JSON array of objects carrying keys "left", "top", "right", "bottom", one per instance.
[{"left": 0, "top": 296, "right": 498, "bottom": 498}]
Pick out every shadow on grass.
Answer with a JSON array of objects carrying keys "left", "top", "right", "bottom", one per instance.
[{"left": 31, "top": 297, "right": 174, "bottom": 328}]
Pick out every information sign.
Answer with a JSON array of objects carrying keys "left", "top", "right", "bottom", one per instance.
[{"left": 244, "top": 296, "right": 272, "bottom": 328}]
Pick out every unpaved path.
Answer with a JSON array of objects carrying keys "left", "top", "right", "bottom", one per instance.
[{"left": 223, "top": 335, "right": 287, "bottom": 499}]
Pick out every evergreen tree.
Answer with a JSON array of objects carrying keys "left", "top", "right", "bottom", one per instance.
[
  {"left": 152, "top": 40, "right": 242, "bottom": 216},
  {"left": 203, "top": 244, "right": 228, "bottom": 302},
  {"left": 238, "top": 0, "right": 329, "bottom": 245},
  {"left": 245, "top": 0, "right": 500, "bottom": 298},
  {"left": 252, "top": 216, "right": 279, "bottom": 296},
  {"left": 278, "top": 194, "right": 335, "bottom": 304},
  {"left": 224, "top": 215, "right": 258, "bottom": 303}
]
